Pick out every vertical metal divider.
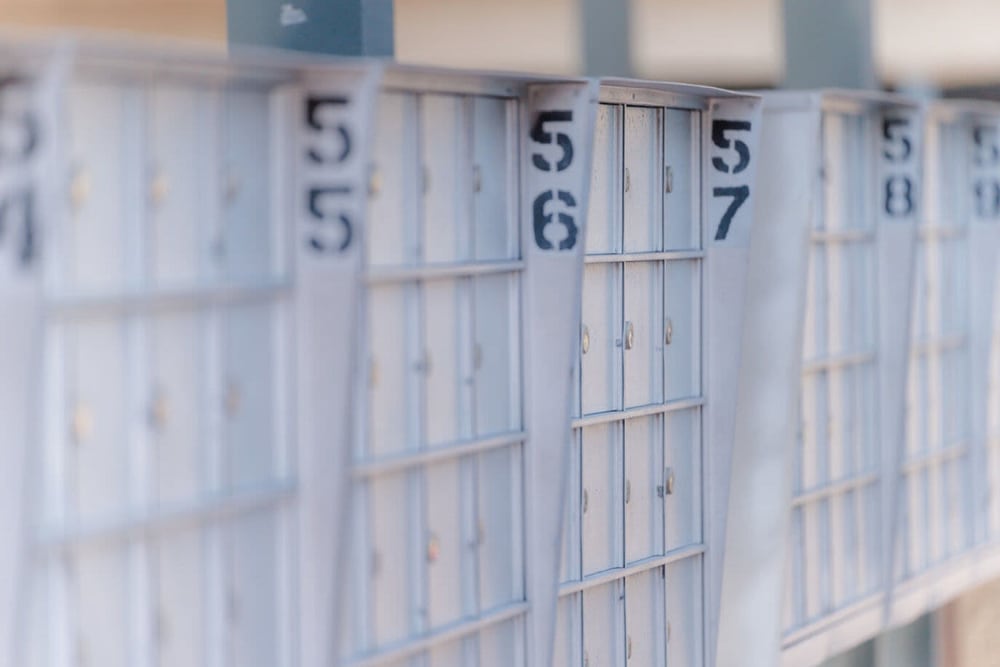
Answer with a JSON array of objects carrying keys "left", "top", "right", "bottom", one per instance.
[
  {"left": 520, "top": 79, "right": 598, "bottom": 667},
  {"left": 967, "top": 113, "right": 1000, "bottom": 554},
  {"left": 701, "top": 94, "right": 762, "bottom": 667},
  {"left": 291, "top": 60, "right": 383, "bottom": 667},
  {"left": 715, "top": 97, "right": 819, "bottom": 667},
  {"left": 877, "top": 103, "right": 922, "bottom": 626},
  {"left": 0, "top": 44, "right": 67, "bottom": 667},
  {"left": 126, "top": 75, "right": 153, "bottom": 667}
]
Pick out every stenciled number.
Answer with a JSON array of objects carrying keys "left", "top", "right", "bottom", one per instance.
[
  {"left": 882, "top": 117, "right": 915, "bottom": 218},
  {"left": 532, "top": 189, "right": 578, "bottom": 250},
  {"left": 531, "top": 110, "right": 574, "bottom": 172},
  {"left": 712, "top": 186, "right": 749, "bottom": 241},
  {"left": 973, "top": 126, "right": 1000, "bottom": 220},
  {"left": 884, "top": 176, "right": 914, "bottom": 216},
  {"left": 975, "top": 180, "right": 1000, "bottom": 218},
  {"left": 304, "top": 95, "right": 353, "bottom": 254},
  {"left": 308, "top": 187, "right": 353, "bottom": 252},
  {"left": 711, "top": 120, "right": 751, "bottom": 174},
  {"left": 883, "top": 118, "right": 912, "bottom": 162},
  {"left": 710, "top": 119, "right": 752, "bottom": 240},
  {"left": 973, "top": 126, "right": 1000, "bottom": 166},
  {"left": 0, "top": 95, "right": 38, "bottom": 268},
  {"left": 530, "top": 109, "right": 578, "bottom": 251}
]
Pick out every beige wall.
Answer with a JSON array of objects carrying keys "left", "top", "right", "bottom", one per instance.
[
  {"left": 1, "top": 1, "right": 1000, "bottom": 89},
  {"left": 0, "top": 0, "right": 225, "bottom": 42}
]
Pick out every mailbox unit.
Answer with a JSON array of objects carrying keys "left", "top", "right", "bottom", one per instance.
[
  {"left": 744, "top": 91, "right": 924, "bottom": 667},
  {"left": 552, "top": 80, "right": 761, "bottom": 667},
  {"left": 890, "top": 100, "right": 1000, "bottom": 626},
  {"left": 338, "top": 65, "right": 598, "bottom": 667},
  {"left": 0, "top": 38, "right": 378, "bottom": 667}
]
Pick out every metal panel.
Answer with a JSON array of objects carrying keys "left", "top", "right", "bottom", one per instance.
[
  {"left": 0, "top": 41, "right": 377, "bottom": 667},
  {"left": 343, "top": 73, "right": 597, "bottom": 667},
  {"left": 768, "top": 92, "right": 923, "bottom": 667},
  {"left": 562, "top": 83, "right": 761, "bottom": 667}
]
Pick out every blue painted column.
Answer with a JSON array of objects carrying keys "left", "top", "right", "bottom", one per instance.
[{"left": 227, "top": 0, "right": 394, "bottom": 56}]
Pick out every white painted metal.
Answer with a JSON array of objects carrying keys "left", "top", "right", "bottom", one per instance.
[
  {"left": 0, "top": 36, "right": 378, "bottom": 667},
  {"left": 339, "top": 65, "right": 598, "bottom": 667},
  {"left": 751, "top": 92, "right": 923, "bottom": 667},
  {"left": 556, "top": 80, "right": 761, "bottom": 667},
  {"left": 886, "top": 101, "right": 1000, "bottom": 630},
  {"left": 715, "top": 100, "right": 818, "bottom": 667}
]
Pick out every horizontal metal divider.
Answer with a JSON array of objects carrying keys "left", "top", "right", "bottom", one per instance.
[
  {"left": 572, "top": 396, "right": 704, "bottom": 429},
  {"left": 917, "top": 223, "right": 968, "bottom": 239},
  {"left": 557, "top": 544, "right": 705, "bottom": 597},
  {"left": 810, "top": 229, "right": 876, "bottom": 244},
  {"left": 584, "top": 249, "right": 704, "bottom": 264},
  {"left": 37, "top": 477, "right": 296, "bottom": 553},
  {"left": 801, "top": 349, "right": 877, "bottom": 374},
  {"left": 352, "top": 431, "right": 526, "bottom": 477},
  {"left": 782, "top": 591, "right": 883, "bottom": 647},
  {"left": 345, "top": 601, "right": 529, "bottom": 667},
  {"left": 366, "top": 259, "right": 523, "bottom": 285},
  {"left": 48, "top": 277, "right": 290, "bottom": 319},
  {"left": 792, "top": 471, "right": 879, "bottom": 507},
  {"left": 899, "top": 441, "right": 969, "bottom": 475},
  {"left": 910, "top": 333, "right": 968, "bottom": 357}
]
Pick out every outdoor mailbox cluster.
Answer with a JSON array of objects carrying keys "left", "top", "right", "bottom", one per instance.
[{"left": 2, "top": 34, "right": 1000, "bottom": 667}]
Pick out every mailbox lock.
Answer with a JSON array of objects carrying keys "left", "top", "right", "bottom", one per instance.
[
  {"left": 149, "top": 167, "right": 169, "bottom": 206},
  {"left": 223, "top": 169, "right": 242, "bottom": 204},
  {"left": 69, "top": 164, "right": 91, "bottom": 210},
  {"left": 624, "top": 322, "right": 635, "bottom": 350},
  {"left": 624, "top": 167, "right": 631, "bottom": 193},
  {"left": 427, "top": 533, "right": 441, "bottom": 563},
  {"left": 625, "top": 479, "right": 632, "bottom": 504},
  {"left": 627, "top": 635, "right": 633, "bottom": 659},
  {"left": 584, "top": 651, "right": 590, "bottom": 667},
  {"left": 148, "top": 388, "right": 169, "bottom": 431},
  {"left": 224, "top": 381, "right": 242, "bottom": 419},
  {"left": 368, "top": 165, "right": 382, "bottom": 196},
  {"left": 581, "top": 324, "right": 591, "bottom": 354},
  {"left": 70, "top": 403, "right": 94, "bottom": 444},
  {"left": 473, "top": 165, "right": 483, "bottom": 193},
  {"left": 421, "top": 165, "right": 431, "bottom": 194},
  {"left": 665, "top": 165, "right": 674, "bottom": 193},
  {"left": 665, "top": 318, "right": 673, "bottom": 345},
  {"left": 582, "top": 489, "right": 589, "bottom": 513}
]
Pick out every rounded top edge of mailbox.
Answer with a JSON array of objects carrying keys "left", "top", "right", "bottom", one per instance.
[
  {"left": 599, "top": 76, "right": 760, "bottom": 102},
  {"left": 753, "top": 88, "right": 923, "bottom": 113},
  {"left": 924, "top": 97, "right": 1000, "bottom": 123}
]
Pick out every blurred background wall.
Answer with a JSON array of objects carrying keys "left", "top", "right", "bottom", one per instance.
[{"left": 5, "top": 0, "right": 1000, "bottom": 89}]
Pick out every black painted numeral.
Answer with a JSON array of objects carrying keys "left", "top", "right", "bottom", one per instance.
[
  {"left": 529, "top": 109, "right": 577, "bottom": 251},
  {"left": 882, "top": 116, "right": 915, "bottom": 219},
  {"left": 0, "top": 96, "right": 39, "bottom": 268},
  {"left": 712, "top": 186, "right": 749, "bottom": 241},
  {"left": 303, "top": 95, "right": 354, "bottom": 254},
  {"left": 711, "top": 120, "right": 751, "bottom": 174},
  {"left": 710, "top": 119, "right": 752, "bottom": 241},
  {"left": 531, "top": 111, "right": 574, "bottom": 172},
  {"left": 883, "top": 118, "right": 912, "bottom": 162},
  {"left": 532, "top": 189, "right": 578, "bottom": 250},
  {"left": 884, "top": 176, "right": 914, "bottom": 217}
]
